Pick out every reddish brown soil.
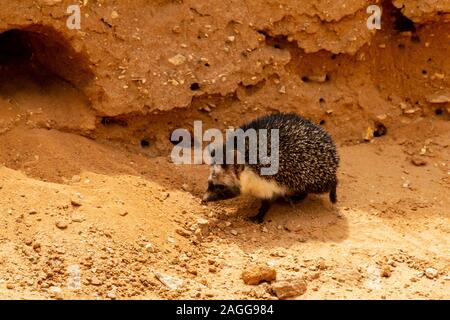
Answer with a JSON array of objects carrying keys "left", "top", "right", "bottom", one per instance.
[{"left": 0, "top": 1, "right": 449, "bottom": 299}]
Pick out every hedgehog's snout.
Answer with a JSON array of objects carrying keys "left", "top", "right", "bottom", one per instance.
[{"left": 202, "top": 180, "right": 240, "bottom": 203}]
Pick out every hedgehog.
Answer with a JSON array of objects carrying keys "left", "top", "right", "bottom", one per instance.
[{"left": 202, "top": 112, "right": 340, "bottom": 223}]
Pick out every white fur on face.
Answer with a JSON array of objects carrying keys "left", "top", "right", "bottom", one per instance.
[{"left": 239, "top": 168, "right": 287, "bottom": 199}]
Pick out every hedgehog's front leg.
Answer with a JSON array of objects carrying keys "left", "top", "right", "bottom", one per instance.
[{"left": 250, "top": 198, "right": 275, "bottom": 224}]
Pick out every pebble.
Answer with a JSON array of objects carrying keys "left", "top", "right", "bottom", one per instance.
[
  {"left": 308, "top": 74, "right": 327, "bottom": 83},
  {"left": 425, "top": 268, "right": 438, "bottom": 279},
  {"left": 119, "top": 211, "right": 128, "bottom": 217},
  {"left": 90, "top": 277, "right": 102, "bottom": 286},
  {"left": 71, "top": 196, "right": 83, "bottom": 207},
  {"left": 168, "top": 54, "right": 187, "bottom": 66},
  {"left": 49, "top": 286, "right": 62, "bottom": 294},
  {"left": 411, "top": 156, "right": 427, "bottom": 166},
  {"left": 270, "top": 278, "right": 307, "bottom": 299},
  {"left": 71, "top": 214, "right": 85, "bottom": 223},
  {"left": 230, "top": 229, "right": 238, "bottom": 236},
  {"left": 197, "top": 218, "right": 209, "bottom": 226},
  {"left": 427, "top": 94, "right": 450, "bottom": 104},
  {"left": 154, "top": 272, "right": 183, "bottom": 289},
  {"left": 241, "top": 265, "right": 276, "bottom": 285},
  {"left": 29, "top": 209, "right": 38, "bottom": 215},
  {"left": 55, "top": 221, "right": 68, "bottom": 229},
  {"left": 176, "top": 228, "right": 191, "bottom": 237},
  {"left": 145, "top": 243, "right": 157, "bottom": 253},
  {"left": 227, "top": 35, "right": 235, "bottom": 42},
  {"left": 364, "top": 126, "right": 374, "bottom": 141},
  {"left": 381, "top": 266, "right": 392, "bottom": 278},
  {"left": 110, "top": 10, "right": 119, "bottom": 19},
  {"left": 107, "top": 291, "right": 117, "bottom": 299}
]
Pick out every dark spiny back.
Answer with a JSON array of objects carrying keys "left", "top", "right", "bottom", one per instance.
[{"left": 238, "top": 112, "right": 339, "bottom": 194}]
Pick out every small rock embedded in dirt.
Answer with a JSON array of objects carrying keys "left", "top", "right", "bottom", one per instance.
[
  {"left": 28, "top": 209, "right": 38, "bottom": 215},
  {"left": 110, "top": 10, "right": 119, "bottom": 19},
  {"left": 241, "top": 265, "right": 276, "bottom": 285},
  {"left": 33, "top": 242, "right": 41, "bottom": 251},
  {"left": 411, "top": 156, "right": 427, "bottom": 166},
  {"left": 270, "top": 278, "right": 307, "bottom": 299},
  {"left": 308, "top": 74, "right": 327, "bottom": 83},
  {"left": 381, "top": 265, "right": 392, "bottom": 278},
  {"left": 427, "top": 93, "right": 450, "bottom": 104},
  {"left": 230, "top": 229, "right": 238, "bottom": 236},
  {"left": 197, "top": 218, "right": 209, "bottom": 226},
  {"left": 425, "top": 268, "right": 438, "bottom": 279},
  {"left": 49, "top": 286, "right": 62, "bottom": 295},
  {"left": 71, "top": 196, "right": 83, "bottom": 207},
  {"left": 55, "top": 220, "right": 68, "bottom": 229},
  {"left": 71, "top": 214, "right": 85, "bottom": 223},
  {"left": 90, "top": 277, "right": 102, "bottom": 286},
  {"left": 176, "top": 228, "right": 191, "bottom": 237},
  {"left": 145, "top": 243, "right": 157, "bottom": 253},
  {"left": 168, "top": 54, "right": 186, "bottom": 66},
  {"left": 154, "top": 272, "right": 183, "bottom": 289},
  {"left": 119, "top": 211, "right": 128, "bottom": 217},
  {"left": 364, "top": 126, "right": 374, "bottom": 142}
]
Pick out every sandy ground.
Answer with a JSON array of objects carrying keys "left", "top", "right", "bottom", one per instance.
[
  {"left": 0, "top": 113, "right": 448, "bottom": 299},
  {"left": 0, "top": 0, "right": 449, "bottom": 300}
]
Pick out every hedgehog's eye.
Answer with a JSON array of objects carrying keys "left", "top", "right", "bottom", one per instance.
[{"left": 212, "top": 183, "right": 227, "bottom": 191}]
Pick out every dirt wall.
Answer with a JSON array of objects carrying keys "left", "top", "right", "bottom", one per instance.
[{"left": 0, "top": 0, "right": 448, "bottom": 119}]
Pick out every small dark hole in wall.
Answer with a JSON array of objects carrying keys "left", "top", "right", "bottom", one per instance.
[
  {"left": 301, "top": 76, "right": 310, "bottom": 82},
  {"left": 0, "top": 29, "right": 33, "bottom": 64},
  {"left": 331, "top": 54, "right": 337, "bottom": 60},
  {"left": 319, "top": 120, "right": 326, "bottom": 125},
  {"left": 398, "top": 43, "right": 405, "bottom": 49},
  {"left": 204, "top": 63, "right": 210, "bottom": 67},
  {"left": 374, "top": 123, "right": 387, "bottom": 137},
  {"left": 411, "top": 35, "right": 420, "bottom": 43},
  {"left": 435, "top": 108, "right": 443, "bottom": 116},
  {"left": 325, "top": 74, "right": 331, "bottom": 82},
  {"left": 101, "top": 117, "right": 110, "bottom": 125},
  {"left": 190, "top": 82, "right": 200, "bottom": 91},
  {"left": 319, "top": 98, "right": 326, "bottom": 106},
  {"left": 100, "top": 117, "right": 127, "bottom": 127},
  {"left": 422, "top": 70, "right": 427, "bottom": 75},
  {"left": 393, "top": 9, "right": 416, "bottom": 32},
  {"left": 140, "top": 139, "right": 150, "bottom": 148}
]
